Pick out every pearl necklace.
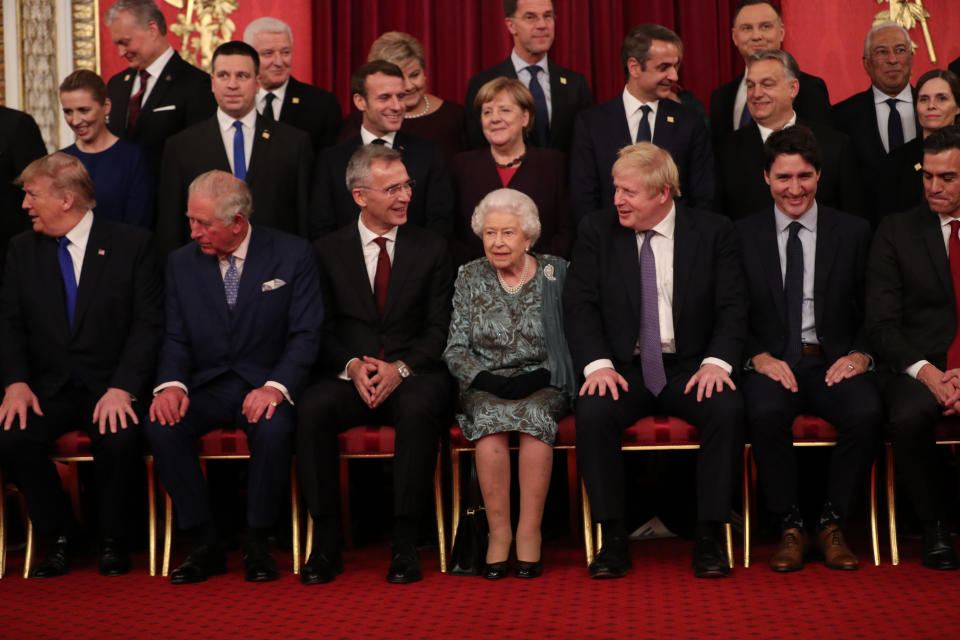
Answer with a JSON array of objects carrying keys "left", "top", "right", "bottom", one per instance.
[
  {"left": 404, "top": 94, "right": 431, "bottom": 119},
  {"left": 496, "top": 256, "right": 531, "bottom": 294}
]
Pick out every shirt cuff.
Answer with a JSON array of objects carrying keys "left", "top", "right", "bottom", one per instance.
[
  {"left": 265, "top": 381, "right": 293, "bottom": 405},
  {"left": 153, "top": 381, "right": 188, "bottom": 396},
  {"left": 584, "top": 359, "right": 615, "bottom": 378},
  {"left": 339, "top": 358, "right": 359, "bottom": 381},
  {"left": 701, "top": 357, "right": 733, "bottom": 375},
  {"left": 906, "top": 360, "right": 930, "bottom": 379}
]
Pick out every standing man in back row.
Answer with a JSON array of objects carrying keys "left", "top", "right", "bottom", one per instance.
[{"left": 464, "top": 0, "right": 592, "bottom": 153}]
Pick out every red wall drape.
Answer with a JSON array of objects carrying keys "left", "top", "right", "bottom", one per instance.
[{"left": 311, "top": 0, "right": 763, "bottom": 114}]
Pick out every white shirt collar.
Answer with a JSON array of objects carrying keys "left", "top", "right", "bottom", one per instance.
[
  {"left": 641, "top": 202, "right": 676, "bottom": 240},
  {"left": 64, "top": 210, "right": 94, "bottom": 248},
  {"left": 774, "top": 200, "right": 818, "bottom": 233},
  {"left": 217, "top": 106, "right": 258, "bottom": 134},
  {"left": 144, "top": 46, "right": 174, "bottom": 80},
  {"left": 257, "top": 78, "right": 289, "bottom": 111},
  {"left": 756, "top": 111, "right": 797, "bottom": 143},
  {"left": 360, "top": 125, "right": 397, "bottom": 147},
  {"left": 511, "top": 50, "right": 548, "bottom": 75},
  {"left": 872, "top": 84, "right": 914, "bottom": 106},
  {"left": 622, "top": 85, "right": 659, "bottom": 113},
  {"left": 358, "top": 215, "right": 399, "bottom": 244}
]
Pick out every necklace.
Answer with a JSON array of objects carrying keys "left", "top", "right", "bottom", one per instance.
[
  {"left": 404, "top": 94, "right": 431, "bottom": 119},
  {"left": 493, "top": 151, "right": 525, "bottom": 169},
  {"left": 496, "top": 256, "right": 531, "bottom": 294}
]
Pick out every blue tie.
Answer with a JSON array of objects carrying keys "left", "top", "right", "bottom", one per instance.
[
  {"left": 738, "top": 104, "right": 753, "bottom": 129},
  {"left": 224, "top": 254, "right": 239, "bottom": 309},
  {"left": 57, "top": 236, "right": 78, "bottom": 327},
  {"left": 525, "top": 65, "right": 550, "bottom": 147},
  {"left": 639, "top": 231, "right": 666, "bottom": 396},
  {"left": 232, "top": 121, "right": 246, "bottom": 180}
]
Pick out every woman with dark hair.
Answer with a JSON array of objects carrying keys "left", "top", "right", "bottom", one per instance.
[
  {"left": 59, "top": 69, "right": 154, "bottom": 227},
  {"left": 881, "top": 68, "right": 960, "bottom": 217}
]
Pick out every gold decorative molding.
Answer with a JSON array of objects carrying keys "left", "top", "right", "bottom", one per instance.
[
  {"left": 18, "top": 0, "right": 58, "bottom": 151},
  {"left": 167, "top": 0, "right": 238, "bottom": 72},
  {"left": 71, "top": 0, "right": 99, "bottom": 74},
  {"left": 0, "top": 6, "right": 6, "bottom": 105},
  {"left": 874, "top": 0, "right": 936, "bottom": 63}
]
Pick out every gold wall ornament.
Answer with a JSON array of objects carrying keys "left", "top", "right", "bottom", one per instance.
[
  {"left": 72, "top": 0, "right": 100, "bottom": 74},
  {"left": 166, "top": 0, "right": 238, "bottom": 72},
  {"left": 874, "top": 0, "right": 937, "bottom": 63}
]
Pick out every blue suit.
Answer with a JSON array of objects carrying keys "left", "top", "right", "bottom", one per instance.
[{"left": 147, "top": 224, "right": 323, "bottom": 530}]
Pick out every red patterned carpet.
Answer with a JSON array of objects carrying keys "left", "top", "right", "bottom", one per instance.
[{"left": 2, "top": 535, "right": 958, "bottom": 639}]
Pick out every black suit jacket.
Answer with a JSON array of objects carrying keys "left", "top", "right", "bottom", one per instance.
[
  {"left": 949, "top": 57, "right": 960, "bottom": 81},
  {"left": 877, "top": 137, "right": 923, "bottom": 220},
  {"left": 156, "top": 113, "right": 313, "bottom": 254},
  {"left": 449, "top": 147, "right": 575, "bottom": 265},
  {"left": 570, "top": 95, "right": 715, "bottom": 219},
  {"left": 710, "top": 69, "right": 832, "bottom": 154},
  {"left": 832, "top": 86, "right": 918, "bottom": 218},
  {"left": 563, "top": 205, "right": 746, "bottom": 375},
  {"left": 463, "top": 57, "right": 592, "bottom": 152},
  {"left": 0, "top": 107, "right": 47, "bottom": 273},
  {"left": 0, "top": 218, "right": 164, "bottom": 401},
  {"left": 310, "top": 132, "right": 453, "bottom": 240},
  {"left": 736, "top": 204, "right": 872, "bottom": 364},
  {"left": 867, "top": 205, "right": 956, "bottom": 373},
  {"left": 717, "top": 119, "right": 862, "bottom": 218},
  {"left": 107, "top": 51, "right": 216, "bottom": 179},
  {"left": 312, "top": 223, "right": 453, "bottom": 375},
  {"left": 276, "top": 76, "right": 342, "bottom": 155}
]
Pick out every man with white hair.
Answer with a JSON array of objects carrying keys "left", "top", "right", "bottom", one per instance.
[
  {"left": 833, "top": 22, "right": 917, "bottom": 215},
  {"left": 147, "top": 170, "right": 323, "bottom": 584},
  {"left": 242, "top": 16, "right": 342, "bottom": 154}
]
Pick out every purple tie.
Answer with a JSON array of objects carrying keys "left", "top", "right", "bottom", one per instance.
[{"left": 639, "top": 231, "right": 666, "bottom": 396}]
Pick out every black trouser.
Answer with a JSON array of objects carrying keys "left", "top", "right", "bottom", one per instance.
[
  {"left": 296, "top": 372, "right": 453, "bottom": 527},
  {"left": 0, "top": 384, "right": 142, "bottom": 539},
  {"left": 743, "top": 355, "right": 883, "bottom": 519},
  {"left": 575, "top": 359, "right": 743, "bottom": 523},
  {"left": 145, "top": 373, "right": 295, "bottom": 530}
]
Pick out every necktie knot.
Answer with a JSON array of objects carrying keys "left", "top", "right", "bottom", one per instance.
[
  {"left": 788, "top": 220, "right": 803, "bottom": 238},
  {"left": 233, "top": 120, "right": 243, "bottom": 132},
  {"left": 265, "top": 92, "right": 276, "bottom": 106},
  {"left": 950, "top": 220, "right": 960, "bottom": 236},
  {"left": 373, "top": 237, "right": 389, "bottom": 251},
  {"left": 227, "top": 254, "right": 236, "bottom": 267},
  {"left": 138, "top": 69, "right": 150, "bottom": 88},
  {"left": 885, "top": 97, "right": 899, "bottom": 109},
  {"left": 526, "top": 65, "right": 542, "bottom": 78},
  {"left": 640, "top": 105, "right": 652, "bottom": 117},
  {"left": 58, "top": 236, "right": 70, "bottom": 250},
  {"left": 371, "top": 138, "right": 387, "bottom": 146}
]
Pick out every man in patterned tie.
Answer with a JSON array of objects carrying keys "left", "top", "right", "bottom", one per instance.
[
  {"left": 564, "top": 142, "right": 746, "bottom": 579},
  {"left": 147, "top": 170, "right": 323, "bottom": 584}
]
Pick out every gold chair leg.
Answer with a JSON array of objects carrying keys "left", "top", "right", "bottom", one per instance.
[
  {"left": 338, "top": 458, "right": 352, "bottom": 549},
  {"left": 291, "top": 465, "right": 300, "bottom": 575},
  {"left": 743, "top": 445, "right": 751, "bottom": 569},
  {"left": 886, "top": 443, "right": 899, "bottom": 565},
  {"left": 146, "top": 456, "right": 157, "bottom": 577},
  {"left": 581, "top": 479, "right": 594, "bottom": 566},
  {"left": 433, "top": 451, "right": 447, "bottom": 573},
  {"left": 870, "top": 459, "right": 880, "bottom": 566},
  {"left": 450, "top": 450, "right": 462, "bottom": 544},
  {"left": 23, "top": 519, "right": 33, "bottom": 579},
  {"left": 725, "top": 522, "right": 734, "bottom": 569},
  {"left": 305, "top": 514, "right": 313, "bottom": 560},
  {"left": 162, "top": 492, "right": 173, "bottom": 577}
]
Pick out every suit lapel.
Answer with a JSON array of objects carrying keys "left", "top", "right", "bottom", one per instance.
[
  {"left": 196, "top": 245, "right": 231, "bottom": 325},
  {"left": 38, "top": 235, "right": 71, "bottom": 336},
  {"left": 615, "top": 226, "right": 643, "bottom": 324},
  {"left": 757, "top": 211, "right": 788, "bottom": 327},
  {"left": 383, "top": 226, "right": 413, "bottom": 319},
  {"left": 235, "top": 225, "right": 267, "bottom": 311},
  {"left": 247, "top": 115, "right": 269, "bottom": 184},
  {"left": 652, "top": 101, "right": 677, "bottom": 147},
  {"left": 346, "top": 226, "right": 378, "bottom": 320},
  {"left": 672, "top": 206, "right": 698, "bottom": 324},
  {"left": 112, "top": 70, "right": 135, "bottom": 132},
  {"left": 920, "top": 208, "right": 951, "bottom": 295},
  {"left": 72, "top": 218, "right": 110, "bottom": 332},
  {"left": 813, "top": 208, "right": 838, "bottom": 332},
  {"left": 279, "top": 77, "right": 299, "bottom": 120},
  {"left": 136, "top": 54, "right": 182, "bottom": 135},
  {"left": 205, "top": 118, "right": 232, "bottom": 172}
]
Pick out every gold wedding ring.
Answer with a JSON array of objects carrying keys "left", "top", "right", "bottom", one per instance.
[{"left": 269, "top": 401, "right": 279, "bottom": 407}]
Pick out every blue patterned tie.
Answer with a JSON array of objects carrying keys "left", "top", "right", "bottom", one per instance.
[
  {"left": 636, "top": 105, "right": 652, "bottom": 143},
  {"left": 525, "top": 65, "right": 550, "bottom": 147},
  {"left": 57, "top": 236, "right": 78, "bottom": 327},
  {"left": 639, "top": 231, "right": 666, "bottom": 396},
  {"left": 232, "top": 121, "right": 246, "bottom": 180},
  {"left": 224, "top": 254, "right": 239, "bottom": 309}
]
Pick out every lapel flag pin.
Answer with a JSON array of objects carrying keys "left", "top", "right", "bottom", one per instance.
[
  {"left": 98, "top": 249, "right": 106, "bottom": 256},
  {"left": 165, "top": 74, "right": 172, "bottom": 81},
  {"left": 666, "top": 116, "right": 675, "bottom": 123},
  {"left": 262, "top": 131, "right": 270, "bottom": 139},
  {"left": 560, "top": 76, "right": 567, "bottom": 85},
  {"left": 292, "top": 97, "right": 300, "bottom": 104},
  {"left": 124, "top": 74, "right": 131, "bottom": 82},
  {"left": 914, "top": 163, "right": 923, "bottom": 171}
]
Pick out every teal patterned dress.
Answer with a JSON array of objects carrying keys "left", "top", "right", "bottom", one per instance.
[{"left": 443, "top": 256, "right": 571, "bottom": 445}]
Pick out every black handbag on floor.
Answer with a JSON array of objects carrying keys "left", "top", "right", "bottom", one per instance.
[{"left": 448, "top": 461, "right": 488, "bottom": 576}]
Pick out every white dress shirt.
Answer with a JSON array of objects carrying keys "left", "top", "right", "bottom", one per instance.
[
  {"left": 360, "top": 125, "right": 397, "bottom": 148},
  {"left": 130, "top": 46, "right": 174, "bottom": 104},
  {"left": 757, "top": 111, "right": 797, "bottom": 143},
  {"left": 257, "top": 78, "right": 288, "bottom": 120},
  {"left": 510, "top": 50, "right": 552, "bottom": 124},
  {"left": 873, "top": 85, "right": 917, "bottom": 153},
  {"left": 217, "top": 108, "right": 256, "bottom": 175},
  {"left": 774, "top": 203, "right": 818, "bottom": 344},
  {"left": 622, "top": 87, "right": 659, "bottom": 142},
  {"left": 60, "top": 210, "right": 94, "bottom": 284},
  {"left": 583, "top": 204, "right": 733, "bottom": 378}
]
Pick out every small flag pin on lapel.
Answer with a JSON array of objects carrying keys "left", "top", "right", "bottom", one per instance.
[
  {"left": 262, "top": 131, "right": 270, "bottom": 139},
  {"left": 666, "top": 116, "right": 675, "bottom": 123},
  {"left": 560, "top": 76, "right": 567, "bottom": 85},
  {"left": 124, "top": 74, "right": 131, "bottom": 82},
  {"left": 292, "top": 97, "right": 300, "bottom": 104},
  {"left": 914, "top": 163, "right": 922, "bottom": 171},
  {"left": 98, "top": 249, "right": 106, "bottom": 256}
]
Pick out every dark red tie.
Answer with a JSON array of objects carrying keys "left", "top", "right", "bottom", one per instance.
[
  {"left": 373, "top": 237, "right": 390, "bottom": 315},
  {"left": 127, "top": 69, "right": 150, "bottom": 135},
  {"left": 948, "top": 220, "right": 960, "bottom": 369}
]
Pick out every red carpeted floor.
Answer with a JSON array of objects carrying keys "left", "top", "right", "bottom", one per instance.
[{"left": 2, "top": 535, "right": 959, "bottom": 639}]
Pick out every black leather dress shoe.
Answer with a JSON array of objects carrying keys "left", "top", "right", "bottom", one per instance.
[
  {"left": 515, "top": 560, "right": 542, "bottom": 578},
  {"left": 243, "top": 549, "right": 280, "bottom": 582},
  {"left": 170, "top": 545, "right": 227, "bottom": 584},
  {"left": 98, "top": 538, "right": 131, "bottom": 576},
  {"left": 32, "top": 536, "right": 70, "bottom": 578},
  {"left": 386, "top": 543, "right": 422, "bottom": 584},
  {"left": 482, "top": 561, "right": 509, "bottom": 580},
  {"left": 588, "top": 537, "right": 631, "bottom": 579},
  {"left": 922, "top": 521, "right": 959, "bottom": 571},
  {"left": 692, "top": 535, "right": 730, "bottom": 578},
  {"left": 300, "top": 551, "right": 344, "bottom": 585}
]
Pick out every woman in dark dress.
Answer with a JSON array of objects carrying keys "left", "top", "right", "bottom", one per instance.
[
  {"left": 339, "top": 31, "right": 465, "bottom": 162},
  {"left": 59, "top": 70, "right": 154, "bottom": 228},
  {"left": 449, "top": 78, "right": 574, "bottom": 266},
  {"left": 882, "top": 69, "right": 960, "bottom": 217}
]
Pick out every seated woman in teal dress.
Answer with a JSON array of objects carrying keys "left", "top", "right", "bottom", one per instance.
[{"left": 443, "top": 188, "right": 576, "bottom": 579}]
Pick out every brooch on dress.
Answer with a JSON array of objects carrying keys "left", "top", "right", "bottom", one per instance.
[{"left": 544, "top": 264, "right": 556, "bottom": 281}]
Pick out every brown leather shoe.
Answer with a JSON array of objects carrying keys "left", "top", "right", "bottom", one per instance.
[
  {"left": 770, "top": 527, "right": 806, "bottom": 572},
  {"left": 817, "top": 524, "right": 858, "bottom": 570}
]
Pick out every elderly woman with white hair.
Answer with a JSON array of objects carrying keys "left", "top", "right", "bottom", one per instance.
[{"left": 443, "top": 188, "right": 576, "bottom": 580}]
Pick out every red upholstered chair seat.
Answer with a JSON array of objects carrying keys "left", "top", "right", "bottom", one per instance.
[
  {"left": 934, "top": 418, "right": 960, "bottom": 442},
  {"left": 791, "top": 415, "right": 838, "bottom": 442},
  {"left": 339, "top": 425, "right": 396, "bottom": 455},
  {"left": 622, "top": 416, "right": 699, "bottom": 446},
  {"left": 50, "top": 431, "right": 93, "bottom": 458}
]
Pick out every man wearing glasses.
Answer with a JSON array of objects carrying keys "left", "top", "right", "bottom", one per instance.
[{"left": 298, "top": 144, "right": 454, "bottom": 585}]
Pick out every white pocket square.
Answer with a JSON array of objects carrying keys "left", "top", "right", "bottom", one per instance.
[
  {"left": 262, "top": 279, "right": 286, "bottom": 291},
  {"left": 153, "top": 105, "right": 177, "bottom": 112}
]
